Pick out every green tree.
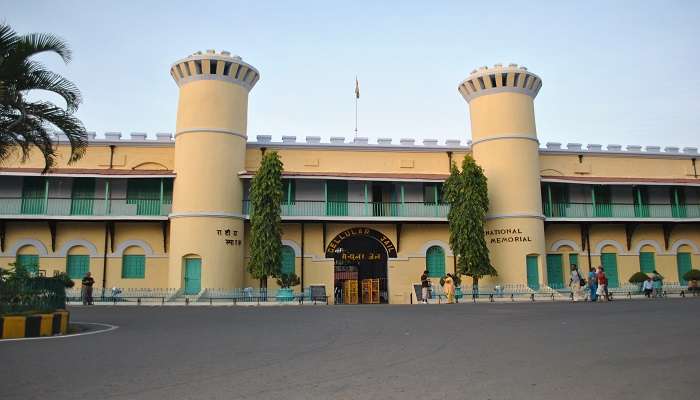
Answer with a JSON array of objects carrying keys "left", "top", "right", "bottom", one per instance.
[
  {"left": 443, "top": 155, "right": 497, "bottom": 287},
  {"left": 0, "top": 23, "right": 87, "bottom": 172},
  {"left": 247, "top": 151, "right": 283, "bottom": 290}
]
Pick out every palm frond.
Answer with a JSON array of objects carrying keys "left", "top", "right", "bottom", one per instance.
[
  {"left": 13, "top": 31, "right": 72, "bottom": 63},
  {"left": 20, "top": 65, "right": 82, "bottom": 112}
]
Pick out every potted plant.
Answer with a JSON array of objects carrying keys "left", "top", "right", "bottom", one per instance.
[
  {"left": 628, "top": 271, "right": 649, "bottom": 293},
  {"left": 275, "top": 273, "right": 300, "bottom": 302},
  {"left": 683, "top": 269, "right": 700, "bottom": 294}
]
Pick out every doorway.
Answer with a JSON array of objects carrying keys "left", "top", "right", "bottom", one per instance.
[{"left": 184, "top": 258, "right": 201, "bottom": 295}]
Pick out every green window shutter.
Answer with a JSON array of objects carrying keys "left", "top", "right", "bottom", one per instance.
[
  {"left": 677, "top": 253, "right": 692, "bottom": 285},
  {"left": 326, "top": 180, "right": 348, "bottom": 216},
  {"left": 426, "top": 246, "right": 445, "bottom": 277},
  {"left": 569, "top": 253, "right": 579, "bottom": 270},
  {"left": 21, "top": 177, "right": 46, "bottom": 214},
  {"left": 280, "top": 246, "right": 296, "bottom": 275},
  {"left": 526, "top": 255, "right": 539, "bottom": 290},
  {"left": 634, "top": 187, "right": 649, "bottom": 217},
  {"left": 282, "top": 180, "right": 296, "bottom": 205},
  {"left": 121, "top": 255, "right": 146, "bottom": 278},
  {"left": 16, "top": 254, "right": 39, "bottom": 274},
  {"left": 546, "top": 254, "right": 564, "bottom": 288},
  {"left": 601, "top": 253, "right": 619, "bottom": 288},
  {"left": 127, "top": 179, "right": 161, "bottom": 215},
  {"left": 66, "top": 255, "right": 90, "bottom": 279},
  {"left": 70, "top": 178, "right": 96, "bottom": 215},
  {"left": 162, "top": 179, "right": 173, "bottom": 204},
  {"left": 639, "top": 252, "right": 655, "bottom": 274}
]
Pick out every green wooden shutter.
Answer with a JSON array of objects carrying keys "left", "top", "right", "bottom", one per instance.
[
  {"left": 671, "top": 187, "right": 687, "bottom": 218},
  {"left": 426, "top": 246, "right": 445, "bottom": 277},
  {"left": 127, "top": 179, "right": 161, "bottom": 215},
  {"left": 526, "top": 255, "right": 539, "bottom": 290},
  {"left": 569, "top": 253, "right": 579, "bottom": 270},
  {"left": 184, "top": 258, "right": 202, "bottom": 294},
  {"left": 66, "top": 255, "right": 90, "bottom": 279},
  {"left": 634, "top": 187, "right": 649, "bottom": 217},
  {"left": 280, "top": 246, "right": 296, "bottom": 275},
  {"left": 326, "top": 180, "right": 348, "bottom": 216},
  {"left": 639, "top": 252, "right": 656, "bottom": 274},
  {"left": 595, "top": 186, "right": 612, "bottom": 217},
  {"left": 546, "top": 254, "right": 564, "bottom": 288},
  {"left": 16, "top": 254, "right": 39, "bottom": 274},
  {"left": 70, "top": 178, "right": 96, "bottom": 215},
  {"left": 21, "top": 177, "right": 46, "bottom": 214},
  {"left": 162, "top": 179, "right": 173, "bottom": 204},
  {"left": 282, "top": 180, "right": 296, "bottom": 205},
  {"left": 121, "top": 255, "right": 146, "bottom": 278},
  {"left": 601, "top": 253, "right": 619, "bottom": 288},
  {"left": 677, "top": 253, "right": 692, "bottom": 285}
]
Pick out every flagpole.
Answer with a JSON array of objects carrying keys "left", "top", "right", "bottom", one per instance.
[
  {"left": 354, "top": 76, "right": 359, "bottom": 137},
  {"left": 354, "top": 94, "right": 358, "bottom": 137}
]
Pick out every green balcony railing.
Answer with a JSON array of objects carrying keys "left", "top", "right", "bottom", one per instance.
[
  {"left": 243, "top": 200, "right": 449, "bottom": 218},
  {"left": 0, "top": 197, "right": 171, "bottom": 217},
  {"left": 543, "top": 202, "right": 700, "bottom": 219}
]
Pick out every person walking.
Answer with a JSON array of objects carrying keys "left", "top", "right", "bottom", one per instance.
[
  {"left": 596, "top": 266, "right": 609, "bottom": 302},
  {"left": 652, "top": 270, "right": 664, "bottom": 298},
  {"left": 420, "top": 270, "right": 431, "bottom": 304},
  {"left": 443, "top": 273, "right": 455, "bottom": 304},
  {"left": 643, "top": 277, "right": 654, "bottom": 298},
  {"left": 569, "top": 264, "right": 583, "bottom": 302},
  {"left": 588, "top": 267, "right": 598, "bottom": 302},
  {"left": 81, "top": 271, "right": 95, "bottom": 305}
]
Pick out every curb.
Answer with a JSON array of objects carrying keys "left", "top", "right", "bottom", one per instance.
[{"left": 0, "top": 310, "right": 70, "bottom": 339}]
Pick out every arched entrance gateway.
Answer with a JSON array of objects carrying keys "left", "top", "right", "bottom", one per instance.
[{"left": 325, "top": 228, "right": 397, "bottom": 304}]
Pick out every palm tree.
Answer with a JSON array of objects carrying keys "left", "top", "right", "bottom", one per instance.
[{"left": 0, "top": 23, "right": 87, "bottom": 172}]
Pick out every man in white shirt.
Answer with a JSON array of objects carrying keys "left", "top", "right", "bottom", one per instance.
[{"left": 643, "top": 277, "right": 654, "bottom": 298}]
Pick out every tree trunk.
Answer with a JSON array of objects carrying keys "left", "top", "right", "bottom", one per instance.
[
  {"left": 259, "top": 277, "right": 267, "bottom": 301},
  {"left": 472, "top": 276, "right": 479, "bottom": 299}
]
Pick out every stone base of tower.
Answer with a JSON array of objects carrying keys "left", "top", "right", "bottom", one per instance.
[
  {"left": 168, "top": 217, "right": 245, "bottom": 290},
  {"left": 484, "top": 217, "right": 546, "bottom": 287}
]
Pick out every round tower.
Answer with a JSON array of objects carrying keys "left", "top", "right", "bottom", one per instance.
[
  {"left": 458, "top": 64, "right": 546, "bottom": 286},
  {"left": 168, "top": 49, "right": 260, "bottom": 292}
]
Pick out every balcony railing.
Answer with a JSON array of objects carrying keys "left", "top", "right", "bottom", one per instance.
[
  {"left": 242, "top": 200, "right": 449, "bottom": 218},
  {"left": 544, "top": 202, "right": 700, "bottom": 219},
  {"left": 0, "top": 197, "right": 171, "bottom": 217}
]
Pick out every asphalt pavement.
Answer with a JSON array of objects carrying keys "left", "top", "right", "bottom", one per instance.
[{"left": 1, "top": 299, "right": 698, "bottom": 400}]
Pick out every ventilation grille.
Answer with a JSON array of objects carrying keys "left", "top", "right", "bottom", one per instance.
[
  {"left": 458, "top": 64, "right": 542, "bottom": 102},
  {"left": 170, "top": 50, "right": 260, "bottom": 90}
]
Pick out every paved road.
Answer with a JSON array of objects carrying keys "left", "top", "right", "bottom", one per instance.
[{"left": 1, "top": 299, "right": 698, "bottom": 400}]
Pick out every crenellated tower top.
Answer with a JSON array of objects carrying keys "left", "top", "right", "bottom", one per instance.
[
  {"left": 457, "top": 63, "right": 542, "bottom": 103},
  {"left": 170, "top": 49, "right": 260, "bottom": 91}
]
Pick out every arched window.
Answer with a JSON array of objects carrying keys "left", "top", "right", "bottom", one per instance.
[
  {"left": 16, "top": 251, "right": 39, "bottom": 275},
  {"left": 122, "top": 246, "right": 146, "bottom": 279},
  {"left": 280, "top": 245, "right": 295, "bottom": 276},
  {"left": 639, "top": 246, "right": 656, "bottom": 274},
  {"left": 426, "top": 246, "right": 445, "bottom": 277},
  {"left": 600, "top": 250, "right": 619, "bottom": 288},
  {"left": 66, "top": 246, "right": 91, "bottom": 279}
]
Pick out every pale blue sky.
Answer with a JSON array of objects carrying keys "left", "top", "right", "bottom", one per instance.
[{"left": 4, "top": 0, "right": 700, "bottom": 147}]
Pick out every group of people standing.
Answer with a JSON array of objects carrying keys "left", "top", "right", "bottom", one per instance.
[
  {"left": 569, "top": 264, "right": 613, "bottom": 302},
  {"left": 419, "top": 270, "right": 457, "bottom": 304}
]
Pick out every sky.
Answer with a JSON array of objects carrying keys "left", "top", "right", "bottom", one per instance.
[{"left": 4, "top": 0, "right": 700, "bottom": 147}]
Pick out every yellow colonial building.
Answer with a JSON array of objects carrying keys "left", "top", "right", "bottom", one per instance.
[{"left": 0, "top": 50, "right": 698, "bottom": 303}]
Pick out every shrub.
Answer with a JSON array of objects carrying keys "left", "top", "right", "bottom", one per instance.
[
  {"left": 276, "top": 273, "right": 300, "bottom": 289},
  {"left": 629, "top": 271, "right": 650, "bottom": 284},
  {"left": 1, "top": 263, "right": 67, "bottom": 315},
  {"left": 682, "top": 269, "right": 700, "bottom": 282}
]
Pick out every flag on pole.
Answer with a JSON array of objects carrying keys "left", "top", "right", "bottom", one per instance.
[{"left": 355, "top": 77, "right": 360, "bottom": 99}]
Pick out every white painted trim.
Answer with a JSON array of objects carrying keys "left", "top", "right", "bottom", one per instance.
[
  {"left": 169, "top": 211, "right": 245, "bottom": 220},
  {"left": 420, "top": 240, "right": 453, "bottom": 256},
  {"left": 111, "top": 240, "right": 155, "bottom": 257},
  {"left": 175, "top": 128, "right": 247, "bottom": 140},
  {"left": 541, "top": 177, "right": 700, "bottom": 187},
  {"left": 471, "top": 135, "right": 539, "bottom": 146},
  {"left": 7, "top": 239, "right": 49, "bottom": 257},
  {"left": 550, "top": 239, "right": 581, "bottom": 253},
  {"left": 594, "top": 239, "right": 626, "bottom": 255},
  {"left": 57, "top": 239, "right": 99, "bottom": 257},
  {"left": 0, "top": 215, "right": 168, "bottom": 221},
  {"left": 670, "top": 239, "right": 700, "bottom": 254},
  {"left": 545, "top": 217, "right": 700, "bottom": 223},
  {"left": 461, "top": 86, "right": 539, "bottom": 102},
  {"left": 281, "top": 240, "right": 301, "bottom": 257},
  {"left": 486, "top": 212, "right": 545, "bottom": 220},
  {"left": 632, "top": 239, "right": 665, "bottom": 255},
  {"left": 238, "top": 174, "right": 447, "bottom": 183}
]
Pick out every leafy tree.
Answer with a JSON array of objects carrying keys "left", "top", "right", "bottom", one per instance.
[
  {"left": 0, "top": 23, "right": 87, "bottom": 172},
  {"left": 247, "top": 151, "right": 283, "bottom": 289},
  {"left": 443, "top": 155, "right": 497, "bottom": 287}
]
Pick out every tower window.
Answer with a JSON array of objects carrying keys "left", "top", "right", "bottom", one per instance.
[
  {"left": 194, "top": 60, "right": 202, "bottom": 74},
  {"left": 500, "top": 73, "right": 507, "bottom": 86},
  {"left": 489, "top": 74, "right": 497, "bottom": 87},
  {"left": 223, "top": 62, "right": 232, "bottom": 76},
  {"left": 514, "top": 73, "right": 521, "bottom": 87},
  {"left": 183, "top": 62, "right": 192, "bottom": 76},
  {"left": 523, "top": 74, "right": 530, "bottom": 89},
  {"left": 468, "top": 80, "right": 476, "bottom": 92},
  {"left": 477, "top": 77, "right": 485, "bottom": 90}
]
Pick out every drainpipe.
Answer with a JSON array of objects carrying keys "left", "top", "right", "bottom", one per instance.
[{"left": 692, "top": 158, "right": 697, "bottom": 178}]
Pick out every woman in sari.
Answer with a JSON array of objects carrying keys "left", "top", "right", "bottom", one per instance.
[{"left": 444, "top": 273, "right": 455, "bottom": 304}]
